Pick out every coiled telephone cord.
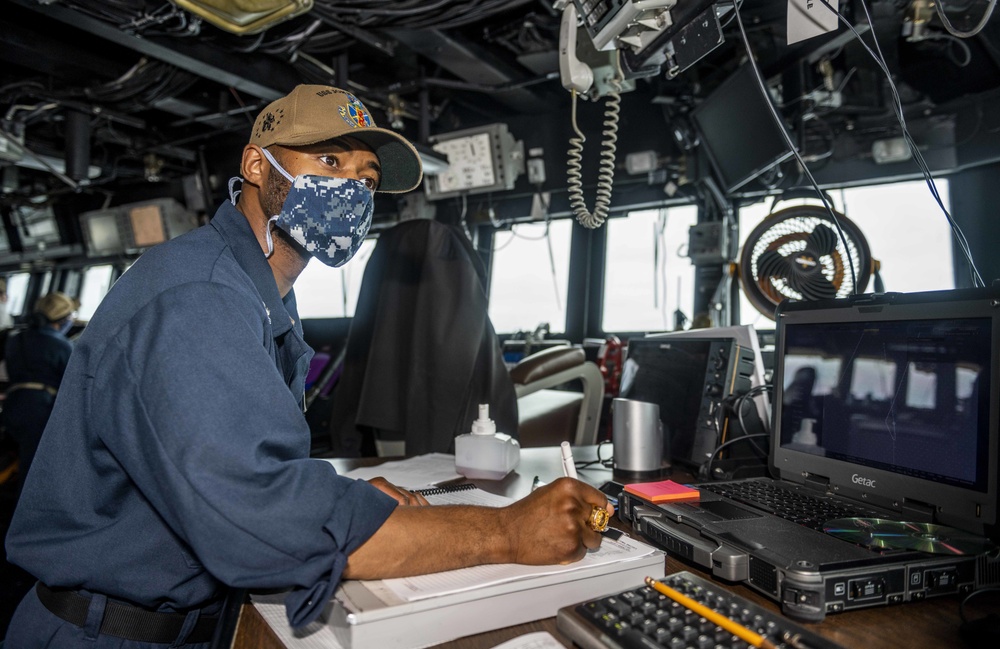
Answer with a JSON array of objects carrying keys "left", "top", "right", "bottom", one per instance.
[{"left": 567, "top": 75, "right": 622, "bottom": 229}]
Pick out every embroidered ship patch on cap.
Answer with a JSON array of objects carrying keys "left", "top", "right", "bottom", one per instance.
[{"left": 339, "top": 94, "right": 373, "bottom": 129}]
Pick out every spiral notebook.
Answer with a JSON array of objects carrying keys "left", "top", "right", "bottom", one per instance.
[
  {"left": 415, "top": 482, "right": 479, "bottom": 496},
  {"left": 414, "top": 482, "right": 513, "bottom": 506}
]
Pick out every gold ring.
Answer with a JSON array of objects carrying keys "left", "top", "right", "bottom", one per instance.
[{"left": 588, "top": 505, "right": 610, "bottom": 532}]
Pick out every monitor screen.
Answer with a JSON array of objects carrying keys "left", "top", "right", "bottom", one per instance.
[
  {"left": 619, "top": 338, "right": 712, "bottom": 463},
  {"left": 15, "top": 205, "right": 62, "bottom": 250},
  {"left": 84, "top": 212, "right": 124, "bottom": 256},
  {"left": 129, "top": 204, "right": 166, "bottom": 248},
  {"left": 690, "top": 63, "right": 795, "bottom": 193}
]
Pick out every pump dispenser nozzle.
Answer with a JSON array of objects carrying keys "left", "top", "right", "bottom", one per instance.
[{"left": 470, "top": 403, "right": 496, "bottom": 435}]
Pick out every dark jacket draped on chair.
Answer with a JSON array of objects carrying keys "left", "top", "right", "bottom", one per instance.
[{"left": 327, "top": 219, "right": 518, "bottom": 457}]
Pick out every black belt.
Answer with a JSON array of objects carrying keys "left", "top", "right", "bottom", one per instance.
[
  {"left": 6, "top": 382, "right": 57, "bottom": 397},
  {"left": 36, "top": 582, "right": 219, "bottom": 644}
]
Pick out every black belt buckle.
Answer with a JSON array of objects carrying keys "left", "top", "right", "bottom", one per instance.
[{"left": 36, "top": 582, "right": 219, "bottom": 644}]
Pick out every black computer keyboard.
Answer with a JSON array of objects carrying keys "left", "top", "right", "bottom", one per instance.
[
  {"left": 556, "top": 571, "right": 845, "bottom": 649},
  {"left": 699, "top": 480, "right": 881, "bottom": 532}
]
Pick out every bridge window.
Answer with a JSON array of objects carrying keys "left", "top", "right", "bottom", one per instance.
[
  {"left": 78, "top": 265, "right": 114, "bottom": 321},
  {"left": 850, "top": 357, "right": 897, "bottom": 402},
  {"left": 905, "top": 362, "right": 937, "bottom": 410},
  {"left": 5, "top": 272, "right": 31, "bottom": 317},
  {"left": 488, "top": 219, "right": 572, "bottom": 335},
  {"left": 294, "top": 239, "right": 376, "bottom": 319},
  {"left": 784, "top": 354, "right": 842, "bottom": 397},
  {"left": 602, "top": 206, "right": 698, "bottom": 334}
]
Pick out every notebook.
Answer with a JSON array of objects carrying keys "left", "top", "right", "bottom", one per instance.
[{"left": 620, "top": 287, "right": 1000, "bottom": 621}]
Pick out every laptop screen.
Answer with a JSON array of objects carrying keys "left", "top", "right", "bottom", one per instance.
[
  {"left": 771, "top": 289, "right": 1000, "bottom": 536},
  {"left": 778, "top": 317, "right": 991, "bottom": 492}
]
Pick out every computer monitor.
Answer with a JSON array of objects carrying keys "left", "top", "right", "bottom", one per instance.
[
  {"left": 690, "top": 63, "right": 796, "bottom": 193},
  {"left": 80, "top": 199, "right": 198, "bottom": 257},
  {"left": 83, "top": 212, "right": 126, "bottom": 256},
  {"left": 14, "top": 205, "right": 62, "bottom": 251},
  {"left": 620, "top": 326, "right": 769, "bottom": 470},
  {"left": 129, "top": 204, "right": 167, "bottom": 248},
  {"left": 620, "top": 338, "right": 712, "bottom": 465}
]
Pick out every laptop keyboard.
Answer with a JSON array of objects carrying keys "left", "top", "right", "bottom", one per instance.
[
  {"left": 699, "top": 480, "right": 881, "bottom": 532},
  {"left": 556, "top": 571, "right": 845, "bottom": 649}
]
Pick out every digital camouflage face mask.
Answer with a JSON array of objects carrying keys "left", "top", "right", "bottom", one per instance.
[{"left": 259, "top": 147, "right": 374, "bottom": 267}]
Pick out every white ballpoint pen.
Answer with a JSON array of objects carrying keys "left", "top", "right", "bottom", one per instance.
[{"left": 560, "top": 441, "right": 578, "bottom": 479}]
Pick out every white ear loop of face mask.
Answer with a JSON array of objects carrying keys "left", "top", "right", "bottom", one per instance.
[
  {"left": 260, "top": 148, "right": 297, "bottom": 258},
  {"left": 224, "top": 149, "right": 292, "bottom": 256}
]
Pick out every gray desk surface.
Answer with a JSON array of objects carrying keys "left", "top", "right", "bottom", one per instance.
[{"left": 233, "top": 446, "right": 993, "bottom": 649}]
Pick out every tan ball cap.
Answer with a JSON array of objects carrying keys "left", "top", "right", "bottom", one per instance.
[
  {"left": 250, "top": 85, "right": 423, "bottom": 193},
  {"left": 35, "top": 292, "right": 81, "bottom": 322}
]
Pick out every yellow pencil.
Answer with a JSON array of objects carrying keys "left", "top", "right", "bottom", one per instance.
[{"left": 644, "top": 577, "right": 779, "bottom": 649}]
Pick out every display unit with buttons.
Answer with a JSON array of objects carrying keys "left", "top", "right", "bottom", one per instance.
[
  {"left": 423, "top": 123, "right": 525, "bottom": 200},
  {"left": 619, "top": 336, "right": 757, "bottom": 470}
]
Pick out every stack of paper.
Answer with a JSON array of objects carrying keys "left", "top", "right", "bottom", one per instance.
[
  {"left": 254, "top": 454, "right": 666, "bottom": 648},
  {"left": 253, "top": 534, "right": 665, "bottom": 649}
]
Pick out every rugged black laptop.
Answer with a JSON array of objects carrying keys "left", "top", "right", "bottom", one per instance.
[{"left": 620, "top": 287, "right": 1000, "bottom": 621}]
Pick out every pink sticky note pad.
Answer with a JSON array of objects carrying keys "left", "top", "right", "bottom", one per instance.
[{"left": 623, "top": 479, "right": 700, "bottom": 504}]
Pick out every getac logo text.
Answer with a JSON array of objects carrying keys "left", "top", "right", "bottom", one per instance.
[{"left": 852, "top": 474, "right": 876, "bottom": 488}]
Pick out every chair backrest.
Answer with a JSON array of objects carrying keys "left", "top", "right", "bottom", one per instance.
[
  {"left": 510, "top": 346, "right": 605, "bottom": 446},
  {"left": 327, "top": 219, "right": 517, "bottom": 457}
]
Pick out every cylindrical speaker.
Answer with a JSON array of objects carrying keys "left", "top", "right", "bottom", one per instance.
[{"left": 611, "top": 398, "right": 669, "bottom": 481}]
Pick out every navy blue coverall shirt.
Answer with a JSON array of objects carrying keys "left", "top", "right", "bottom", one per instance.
[{"left": 4, "top": 200, "right": 397, "bottom": 645}]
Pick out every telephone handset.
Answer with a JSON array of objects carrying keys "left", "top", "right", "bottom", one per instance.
[{"left": 558, "top": 3, "right": 594, "bottom": 95}]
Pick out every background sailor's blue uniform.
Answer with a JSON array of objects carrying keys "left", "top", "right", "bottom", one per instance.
[
  {"left": 2, "top": 326, "right": 73, "bottom": 492},
  {"left": 4, "top": 200, "right": 397, "bottom": 647}
]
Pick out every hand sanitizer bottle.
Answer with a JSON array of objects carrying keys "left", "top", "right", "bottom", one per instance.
[
  {"left": 792, "top": 417, "right": 818, "bottom": 445},
  {"left": 454, "top": 404, "right": 520, "bottom": 480}
]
